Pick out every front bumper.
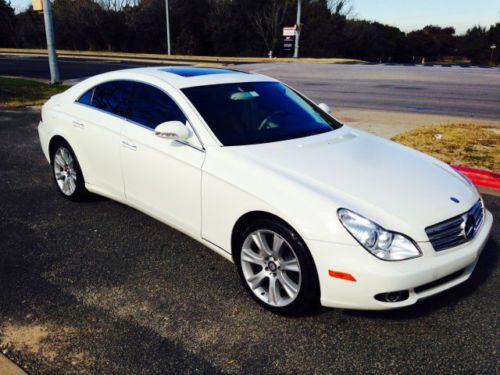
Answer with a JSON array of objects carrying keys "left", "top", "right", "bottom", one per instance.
[{"left": 310, "top": 209, "right": 493, "bottom": 310}]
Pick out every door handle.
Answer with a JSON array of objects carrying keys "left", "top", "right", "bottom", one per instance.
[
  {"left": 72, "top": 121, "right": 84, "bottom": 129},
  {"left": 122, "top": 140, "right": 137, "bottom": 151}
]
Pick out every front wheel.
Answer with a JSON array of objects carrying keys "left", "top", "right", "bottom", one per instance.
[
  {"left": 51, "top": 140, "right": 87, "bottom": 201},
  {"left": 234, "top": 218, "right": 320, "bottom": 316}
]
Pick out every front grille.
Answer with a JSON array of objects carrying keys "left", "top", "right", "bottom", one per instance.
[{"left": 425, "top": 200, "right": 484, "bottom": 251}]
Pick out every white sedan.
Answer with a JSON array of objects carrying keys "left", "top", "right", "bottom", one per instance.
[{"left": 38, "top": 66, "right": 493, "bottom": 315}]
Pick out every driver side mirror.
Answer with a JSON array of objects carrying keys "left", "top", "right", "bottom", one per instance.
[
  {"left": 155, "top": 121, "right": 190, "bottom": 141},
  {"left": 318, "top": 103, "right": 331, "bottom": 114}
]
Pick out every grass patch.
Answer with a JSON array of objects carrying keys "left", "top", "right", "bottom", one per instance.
[
  {"left": 0, "top": 76, "right": 68, "bottom": 107},
  {"left": 392, "top": 123, "right": 500, "bottom": 172}
]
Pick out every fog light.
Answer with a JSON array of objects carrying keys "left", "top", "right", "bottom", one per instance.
[{"left": 374, "top": 290, "right": 409, "bottom": 303}]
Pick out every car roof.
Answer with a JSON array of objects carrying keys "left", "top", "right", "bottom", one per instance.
[{"left": 108, "top": 66, "right": 277, "bottom": 89}]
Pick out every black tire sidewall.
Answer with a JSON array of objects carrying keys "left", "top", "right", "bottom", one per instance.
[
  {"left": 234, "top": 217, "right": 320, "bottom": 316},
  {"left": 50, "top": 140, "right": 87, "bottom": 201}
]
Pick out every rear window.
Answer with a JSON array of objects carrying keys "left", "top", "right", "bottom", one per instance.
[
  {"left": 91, "top": 81, "right": 134, "bottom": 117},
  {"left": 77, "top": 81, "right": 134, "bottom": 118}
]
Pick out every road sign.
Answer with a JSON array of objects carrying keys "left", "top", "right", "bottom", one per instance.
[
  {"left": 283, "top": 26, "right": 296, "bottom": 52},
  {"left": 283, "top": 27, "right": 295, "bottom": 37}
]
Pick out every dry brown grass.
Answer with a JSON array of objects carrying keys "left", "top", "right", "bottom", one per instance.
[
  {"left": 0, "top": 48, "right": 363, "bottom": 64},
  {"left": 392, "top": 123, "right": 500, "bottom": 172}
]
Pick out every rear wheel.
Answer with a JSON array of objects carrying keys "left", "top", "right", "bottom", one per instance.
[
  {"left": 234, "top": 217, "right": 320, "bottom": 316},
  {"left": 51, "top": 140, "right": 87, "bottom": 201}
]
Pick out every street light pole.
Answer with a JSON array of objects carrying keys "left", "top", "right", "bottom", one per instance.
[
  {"left": 42, "top": 0, "right": 60, "bottom": 84},
  {"left": 490, "top": 44, "right": 497, "bottom": 66},
  {"left": 165, "top": 0, "right": 171, "bottom": 55},
  {"left": 293, "top": 0, "right": 302, "bottom": 58}
]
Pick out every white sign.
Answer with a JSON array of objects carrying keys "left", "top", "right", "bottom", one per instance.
[{"left": 283, "top": 27, "right": 295, "bottom": 37}]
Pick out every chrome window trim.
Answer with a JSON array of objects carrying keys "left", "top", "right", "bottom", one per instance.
[{"left": 73, "top": 78, "right": 206, "bottom": 152}]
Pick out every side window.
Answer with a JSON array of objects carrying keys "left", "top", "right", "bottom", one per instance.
[
  {"left": 91, "top": 81, "right": 134, "bottom": 118},
  {"left": 77, "top": 88, "right": 93, "bottom": 105},
  {"left": 129, "top": 83, "right": 187, "bottom": 129}
]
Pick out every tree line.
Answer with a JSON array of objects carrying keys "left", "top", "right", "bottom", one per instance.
[{"left": 1, "top": 0, "right": 498, "bottom": 64}]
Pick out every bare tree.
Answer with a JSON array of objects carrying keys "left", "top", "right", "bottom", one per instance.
[
  {"left": 96, "top": 0, "right": 139, "bottom": 11},
  {"left": 249, "top": 0, "right": 289, "bottom": 53},
  {"left": 327, "top": 0, "right": 354, "bottom": 17}
]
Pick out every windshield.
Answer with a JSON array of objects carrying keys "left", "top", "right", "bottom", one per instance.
[{"left": 182, "top": 82, "right": 342, "bottom": 146}]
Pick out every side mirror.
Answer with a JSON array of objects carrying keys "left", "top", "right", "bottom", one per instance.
[
  {"left": 318, "top": 103, "right": 331, "bottom": 114},
  {"left": 155, "top": 121, "right": 190, "bottom": 141}
]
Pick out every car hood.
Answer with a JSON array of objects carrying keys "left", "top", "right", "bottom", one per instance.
[{"left": 227, "top": 126, "right": 479, "bottom": 241}]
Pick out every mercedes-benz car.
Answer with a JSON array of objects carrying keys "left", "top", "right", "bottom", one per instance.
[{"left": 38, "top": 66, "right": 493, "bottom": 315}]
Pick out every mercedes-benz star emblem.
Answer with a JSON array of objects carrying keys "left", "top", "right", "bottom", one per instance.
[{"left": 460, "top": 213, "right": 476, "bottom": 240}]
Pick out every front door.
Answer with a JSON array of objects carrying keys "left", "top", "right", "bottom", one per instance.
[{"left": 120, "top": 82, "right": 205, "bottom": 237}]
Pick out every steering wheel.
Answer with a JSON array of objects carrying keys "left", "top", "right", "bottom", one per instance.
[{"left": 258, "top": 110, "right": 284, "bottom": 130}]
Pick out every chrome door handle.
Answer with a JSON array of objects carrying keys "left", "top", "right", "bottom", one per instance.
[
  {"left": 72, "top": 121, "right": 84, "bottom": 129},
  {"left": 122, "top": 140, "right": 137, "bottom": 151}
]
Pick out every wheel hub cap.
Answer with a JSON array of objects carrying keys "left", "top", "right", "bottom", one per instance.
[{"left": 267, "top": 260, "right": 278, "bottom": 272}]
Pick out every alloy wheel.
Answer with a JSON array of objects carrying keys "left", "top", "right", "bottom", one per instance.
[
  {"left": 240, "top": 229, "right": 302, "bottom": 307},
  {"left": 53, "top": 147, "right": 77, "bottom": 196}
]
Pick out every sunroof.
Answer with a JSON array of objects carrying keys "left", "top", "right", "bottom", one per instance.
[{"left": 159, "top": 67, "right": 243, "bottom": 77}]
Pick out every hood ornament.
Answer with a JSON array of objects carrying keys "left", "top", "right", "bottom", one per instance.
[{"left": 450, "top": 197, "right": 460, "bottom": 203}]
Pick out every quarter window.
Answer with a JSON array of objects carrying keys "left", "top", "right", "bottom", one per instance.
[
  {"left": 77, "top": 88, "right": 93, "bottom": 105},
  {"left": 129, "top": 83, "right": 187, "bottom": 129}
]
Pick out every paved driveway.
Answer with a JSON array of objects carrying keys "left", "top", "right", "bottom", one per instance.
[{"left": 0, "top": 107, "right": 498, "bottom": 374}]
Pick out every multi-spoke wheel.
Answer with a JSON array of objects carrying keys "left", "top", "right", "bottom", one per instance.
[
  {"left": 241, "top": 230, "right": 301, "bottom": 307},
  {"left": 51, "top": 140, "right": 87, "bottom": 201},
  {"left": 54, "top": 147, "right": 78, "bottom": 196},
  {"left": 235, "top": 217, "right": 320, "bottom": 315}
]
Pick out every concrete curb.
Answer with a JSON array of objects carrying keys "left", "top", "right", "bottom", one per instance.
[
  {"left": 0, "top": 354, "right": 27, "bottom": 375},
  {"left": 0, "top": 48, "right": 362, "bottom": 65},
  {"left": 452, "top": 165, "right": 500, "bottom": 190}
]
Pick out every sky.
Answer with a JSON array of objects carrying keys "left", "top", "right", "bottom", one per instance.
[
  {"left": 353, "top": 0, "right": 500, "bottom": 34},
  {"left": 8, "top": 0, "right": 500, "bottom": 34}
]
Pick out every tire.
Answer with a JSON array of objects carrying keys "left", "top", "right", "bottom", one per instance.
[
  {"left": 234, "top": 217, "right": 320, "bottom": 316},
  {"left": 50, "top": 140, "right": 88, "bottom": 201}
]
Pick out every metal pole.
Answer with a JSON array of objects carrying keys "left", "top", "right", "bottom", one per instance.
[
  {"left": 42, "top": 0, "right": 60, "bottom": 84},
  {"left": 293, "top": 0, "right": 302, "bottom": 58},
  {"left": 165, "top": 0, "right": 171, "bottom": 55}
]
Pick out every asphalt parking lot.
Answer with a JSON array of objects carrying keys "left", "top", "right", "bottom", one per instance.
[{"left": 0, "top": 107, "right": 498, "bottom": 374}]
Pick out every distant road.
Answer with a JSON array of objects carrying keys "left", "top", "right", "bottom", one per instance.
[
  {"left": 1, "top": 55, "right": 499, "bottom": 119},
  {"left": 240, "top": 63, "right": 500, "bottom": 120}
]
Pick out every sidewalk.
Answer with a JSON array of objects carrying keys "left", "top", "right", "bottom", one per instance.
[
  {"left": 0, "top": 354, "right": 26, "bottom": 375},
  {"left": 334, "top": 107, "right": 500, "bottom": 139}
]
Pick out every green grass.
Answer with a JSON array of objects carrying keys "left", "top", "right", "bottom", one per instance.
[
  {"left": 392, "top": 123, "right": 500, "bottom": 172},
  {"left": 0, "top": 76, "right": 68, "bottom": 107}
]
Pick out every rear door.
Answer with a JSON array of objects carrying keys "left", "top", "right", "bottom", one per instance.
[
  {"left": 120, "top": 82, "right": 205, "bottom": 237},
  {"left": 72, "top": 80, "right": 134, "bottom": 199}
]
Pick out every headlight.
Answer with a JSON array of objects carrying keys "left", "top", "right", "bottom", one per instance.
[{"left": 338, "top": 209, "right": 422, "bottom": 261}]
